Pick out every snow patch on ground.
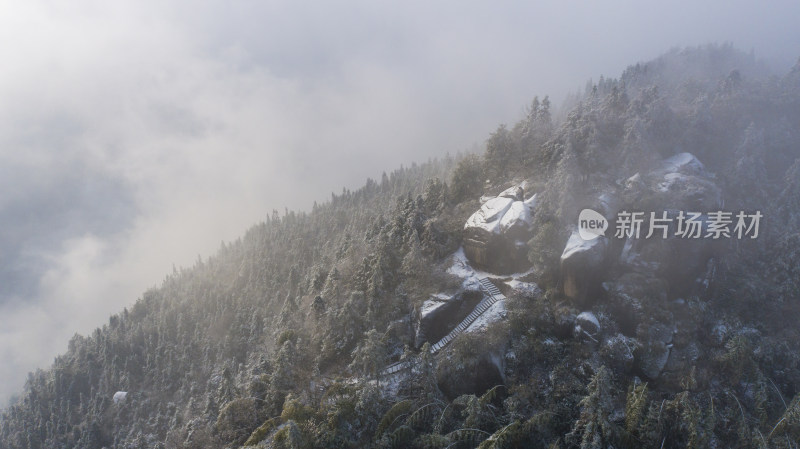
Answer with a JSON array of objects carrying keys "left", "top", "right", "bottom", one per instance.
[
  {"left": 375, "top": 370, "right": 405, "bottom": 397},
  {"left": 506, "top": 279, "right": 541, "bottom": 297},
  {"left": 447, "top": 248, "right": 483, "bottom": 290},
  {"left": 442, "top": 247, "right": 540, "bottom": 337}
]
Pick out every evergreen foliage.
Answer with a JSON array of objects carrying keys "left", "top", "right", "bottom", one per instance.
[{"left": 2, "top": 44, "right": 800, "bottom": 449}]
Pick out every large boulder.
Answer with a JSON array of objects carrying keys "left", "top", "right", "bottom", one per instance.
[
  {"left": 617, "top": 152, "right": 721, "bottom": 297},
  {"left": 113, "top": 391, "right": 128, "bottom": 404},
  {"left": 560, "top": 230, "right": 608, "bottom": 307},
  {"left": 634, "top": 322, "right": 676, "bottom": 380},
  {"left": 437, "top": 346, "right": 506, "bottom": 399},
  {"left": 575, "top": 311, "right": 601, "bottom": 336},
  {"left": 414, "top": 290, "right": 483, "bottom": 348},
  {"left": 601, "top": 334, "right": 638, "bottom": 374},
  {"left": 622, "top": 152, "right": 721, "bottom": 214},
  {"left": 463, "top": 185, "right": 536, "bottom": 274},
  {"left": 557, "top": 190, "right": 619, "bottom": 306},
  {"left": 636, "top": 339, "right": 671, "bottom": 380},
  {"left": 602, "top": 272, "right": 667, "bottom": 335}
]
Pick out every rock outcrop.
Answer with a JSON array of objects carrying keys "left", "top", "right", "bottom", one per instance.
[
  {"left": 560, "top": 230, "right": 608, "bottom": 307},
  {"left": 113, "top": 391, "right": 128, "bottom": 405},
  {"left": 555, "top": 153, "right": 723, "bottom": 380},
  {"left": 617, "top": 152, "right": 721, "bottom": 297},
  {"left": 414, "top": 290, "right": 483, "bottom": 348},
  {"left": 463, "top": 185, "right": 536, "bottom": 274},
  {"left": 559, "top": 191, "right": 618, "bottom": 305},
  {"left": 560, "top": 152, "right": 720, "bottom": 306}
]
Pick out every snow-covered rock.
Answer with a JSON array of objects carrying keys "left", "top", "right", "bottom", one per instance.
[
  {"left": 505, "top": 279, "right": 541, "bottom": 299},
  {"left": 561, "top": 230, "right": 606, "bottom": 262},
  {"left": 657, "top": 152, "right": 706, "bottom": 176},
  {"left": 576, "top": 311, "right": 601, "bottom": 335},
  {"left": 498, "top": 199, "right": 533, "bottom": 235},
  {"left": 113, "top": 391, "right": 128, "bottom": 404},
  {"left": 616, "top": 152, "right": 721, "bottom": 297},
  {"left": 463, "top": 185, "right": 536, "bottom": 274},
  {"left": 601, "top": 334, "right": 638, "bottom": 373},
  {"left": 499, "top": 185, "right": 525, "bottom": 200},
  {"left": 420, "top": 296, "right": 450, "bottom": 318},
  {"left": 639, "top": 152, "right": 721, "bottom": 210},
  {"left": 560, "top": 229, "right": 608, "bottom": 306},
  {"left": 464, "top": 197, "right": 515, "bottom": 235}
]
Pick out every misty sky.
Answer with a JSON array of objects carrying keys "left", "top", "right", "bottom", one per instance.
[{"left": 0, "top": 0, "right": 798, "bottom": 405}]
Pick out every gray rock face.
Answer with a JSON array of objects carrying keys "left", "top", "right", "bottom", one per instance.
[
  {"left": 637, "top": 340, "right": 671, "bottom": 380},
  {"left": 414, "top": 290, "right": 483, "bottom": 348},
  {"left": 601, "top": 334, "right": 638, "bottom": 373},
  {"left": 560, "top": 230, "right": 608, "bottom": 307},
  {"left": 623, "top": 152, "right": 720, "bottom": 210},
  {"left": 616, "top": 152, "right": 721, "bottom": 297},
  {"left": 575, "top": 311, "right": 601, "bottom": 337},
  {"left": 557, "top": 190, "right": 619, "bottom": 306},
  {"left": 547, "top": 153, "right": 724, "bottom": 380},
  {"left": 505, "top": 280, "right": 542, "bottom": 299},
  {"left": 651, "top": 152, "right": 721, "bottom": 211},
  {"left": 463, "top": 185, "right": 536, "bottom": 274},
  {"left": 663, "top": 342, "right": 700, "bottom": 376},
  {"left": 618, "top": 222, "right": 717, "bottom": 297},
  {"left": 437, "top": 349, "right": 506, "bottom": 399},
  {"left": 635, "top": 322, "right": 675, "bottom": 380}
]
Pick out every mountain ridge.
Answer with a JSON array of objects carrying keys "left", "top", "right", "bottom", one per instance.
[{"left": 3, "top": 44, "right": 800, "bottom": 449}]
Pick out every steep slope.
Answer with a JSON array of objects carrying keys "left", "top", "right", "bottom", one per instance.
[{"left": 3, "top": 45, "right": 800, "bottom": 449}]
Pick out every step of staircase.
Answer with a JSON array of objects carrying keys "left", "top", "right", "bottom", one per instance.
[{"left": 380, "top": 277, "right": 509, "bottom": 376}]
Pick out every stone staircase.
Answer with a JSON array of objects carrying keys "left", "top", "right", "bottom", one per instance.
[
  {"left": 382, "top": 360, "right": 406, "bottom": 375},
  {"left": 380, "top": 278, "right": 506, "bottom": 376},
  {"left": 430, "top": 278, "right": 505, "bottom": 352}
]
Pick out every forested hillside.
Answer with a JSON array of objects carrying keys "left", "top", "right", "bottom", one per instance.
[{"left": 3, "top": 45, "right": 800, "bottom": 449}]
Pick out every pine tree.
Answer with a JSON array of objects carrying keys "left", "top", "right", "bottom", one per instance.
[
  {"left": 566, "top": 366, "right": 620, "bottom": 449},
  {"left": 484, "top": 124, "right": 515, "bottom": 181},
  {"left": 349, "top": 329, "right": 388, "bottom": 384},
  {"left": 450, "top": 154, "right": 484, "bottom": 204}
]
